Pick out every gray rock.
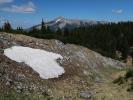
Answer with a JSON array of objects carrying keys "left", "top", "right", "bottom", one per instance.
[
  {"left": 80, "top": 91, "right": 92, "bottom": 99},
  {"left": 0, "top": 48, "right": 4, "bottom": 53},
  {"left": 16, "top": 84, "right": 23, "bottom": 93},
  {"left": 6, "top": 81, "right": 10, "bottom": 86}
]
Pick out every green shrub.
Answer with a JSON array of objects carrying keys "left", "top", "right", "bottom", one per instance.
[
  {"left": 113, "top": 76, "right": 125, "bottom": 85},
  {"left": 125, "top": 70, "right": 133, "bottom": 79},
  {"left": 127, "top": 84, "right": 133, "bottom": 92}
]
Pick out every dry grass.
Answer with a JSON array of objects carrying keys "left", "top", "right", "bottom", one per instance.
[{"left": 91, "top": 68, "right": 133, "bottom": 100}]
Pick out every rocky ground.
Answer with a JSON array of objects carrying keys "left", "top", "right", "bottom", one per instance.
[{"left": 0, "top": 32, "right": 131, "bottom": 100}]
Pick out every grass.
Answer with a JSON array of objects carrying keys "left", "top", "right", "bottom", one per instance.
[
  {"left": 91, "top": 67, "right": 133, "bottom": 100},
  {"left": 0, "top": 92, "right": 52, "bottom": 100},
  {"left": 91, "top": 80, "right": 133, "bottom": 100}
]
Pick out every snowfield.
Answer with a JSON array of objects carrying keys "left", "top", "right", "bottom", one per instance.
[{"left": 4, "top": 46, "right": 65, "bottom": 79}]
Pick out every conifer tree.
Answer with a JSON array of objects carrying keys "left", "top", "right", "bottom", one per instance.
[
  {"left": 4, "top": 21, "right": 12, "bottom": 31},
  {"left": 41, "top": 19, "right": 46, "bottom": 33}
]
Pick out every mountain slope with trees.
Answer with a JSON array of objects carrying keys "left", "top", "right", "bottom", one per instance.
[{"left": 1, "top": 20, "right": 133, "bottom": 61}]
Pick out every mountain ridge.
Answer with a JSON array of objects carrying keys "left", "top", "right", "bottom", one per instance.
[{"left": 28, "top": 17, "right": 107, "bottom": 31}]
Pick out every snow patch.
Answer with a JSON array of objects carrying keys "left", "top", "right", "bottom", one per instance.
[
  {"left": 4, "top": 46, "right": 65, "bottom": 79},
  {"left": 56, "top": 18, "right": 62, "bottom": 23}
]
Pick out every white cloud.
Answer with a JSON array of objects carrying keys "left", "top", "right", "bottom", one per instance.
[
  {"left": 0, "top": 0, "right": 13, "bottom": 4},
  {"left": 112, "top": 9, "right": 123, "bottom": 14},
  {"left": 1, "top": 1, "right": 36, "bottom": 13}
]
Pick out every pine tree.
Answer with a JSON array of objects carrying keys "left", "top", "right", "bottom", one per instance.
[
  {"left": 46, "top": 26, "right": 51, "bottom": 33},
  {"left": 4, "top": 21, "right": 12, "bottom": 31},
  {"left": 56, "top": 28, "right": 62, "bottom": 36},
  {"left": 121, "top": 37, "right": 129, "bottom": 59},
  {"left": 63, "top": 28, "right": 69, "bottom": 37},
  {"left": 41, "top": 19, "right": 46, "bottom": 34}
]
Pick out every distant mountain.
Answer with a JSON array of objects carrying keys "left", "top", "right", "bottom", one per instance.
[{"left": 28, "top": 17, "right": 107, "bottom": 31}]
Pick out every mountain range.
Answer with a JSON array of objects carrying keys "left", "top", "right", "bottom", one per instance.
[{"left": 28, "top": 17, "right": 107, "bottom": 31}]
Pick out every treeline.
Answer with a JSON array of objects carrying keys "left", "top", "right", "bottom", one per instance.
[
  {"left": 1, "top": 20, "right": 133, "bottom": 60},
  {"left": 0, "top": 21, "right": 26, "bottom": 34}
]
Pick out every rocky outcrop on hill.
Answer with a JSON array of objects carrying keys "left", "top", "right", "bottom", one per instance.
[{"left": 0, "top": 32, "right": 125, "bottom": 99}]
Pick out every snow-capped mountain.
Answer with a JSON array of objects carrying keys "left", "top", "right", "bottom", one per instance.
[{"left": 29, "top": 17, "right": 107, "bottom": 31}]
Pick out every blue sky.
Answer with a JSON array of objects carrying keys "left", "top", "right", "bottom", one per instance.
[{"left": 0, "top": 0, "right": 132, "bottom": 28}]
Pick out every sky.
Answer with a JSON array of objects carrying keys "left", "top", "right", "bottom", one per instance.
[{"left": 0, "top": 0, "right": 132, "bottom": 28}]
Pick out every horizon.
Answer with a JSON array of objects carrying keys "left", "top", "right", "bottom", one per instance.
[{"left": 0, "top": 0, "right": 133, "bottom": 28}]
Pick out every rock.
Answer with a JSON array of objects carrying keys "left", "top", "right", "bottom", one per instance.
[
  {"left": 80, "top": 91, "right": 92, "bottom": 99},
  {"left": 16, "top": 83, "right": 23, "bottom": 93},
  {"left": 6, "top": 78, "right": 13, "bottom": 86},
  {"left": 0, "top": 48, "right": 4, "bottom": 54},
  {"left": 6, "top": 81, "right": 10, "bottom": 86},
  {"left": 0, "top": 39, "right": 4, "bottom": 48},
  {"left": 95, "top": 77, "right": 103, "bottom": 83}
]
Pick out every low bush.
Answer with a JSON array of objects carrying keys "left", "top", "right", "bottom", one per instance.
[
  {"left": 113, "top": 76, "right": 125, "bottom": 85},
  {"left": 125, "top": 70, "right": 133, "bottom": 79}
]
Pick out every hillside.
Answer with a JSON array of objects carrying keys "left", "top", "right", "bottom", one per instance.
[{"left": 0, "top": 32, "right": 132, "bottom": 100}]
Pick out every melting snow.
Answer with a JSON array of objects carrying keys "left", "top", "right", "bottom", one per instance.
[{"left": 4, "top": 46, "right": 65, "bottom": 79}]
